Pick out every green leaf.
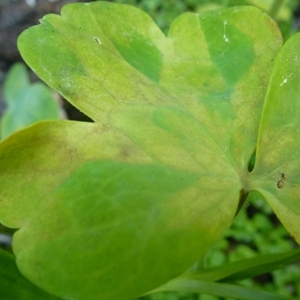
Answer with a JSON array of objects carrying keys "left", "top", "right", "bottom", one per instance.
[
  {"left": 0, "top": 249, "right": 58, "bottom": 300},
  {"left": 146, "top": 278, "right": 292, "bottom": 300},
  {"left": 0, "top": 120, "right": 153, "bottom": 227},
  {"left": 1, "top": 62, "right": 60, "bottom": 140},
  {"left": 250, "top": 32, "right": 300, "bottom": 244},
  {"left": 184, "top": 248, "right": 300, "bottom": 283},
  {"left": 0, "top": 2, "right": 297, "bottom": 300},
  {"left": 13, "top": 161, "right": 205, "bottom": 299},
  {"left": 149, "top": 248, "right": 300, "bottom": 299}
]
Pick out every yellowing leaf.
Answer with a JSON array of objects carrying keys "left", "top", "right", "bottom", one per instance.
[{"left": 0, "top": 2, "right": 298, "bottom": 300}]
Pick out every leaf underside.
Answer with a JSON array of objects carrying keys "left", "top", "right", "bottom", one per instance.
[{"left": 0, "top": 2, "right": 299, "bottom": 300}]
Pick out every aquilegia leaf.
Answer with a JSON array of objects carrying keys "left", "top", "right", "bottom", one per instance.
[{"left": 0, "top": 2, "right": 299, "bottom": 300}]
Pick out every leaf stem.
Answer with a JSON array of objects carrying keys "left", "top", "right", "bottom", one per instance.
[{"left": 235, "top": 189, "right": 249, "bottom": 216}]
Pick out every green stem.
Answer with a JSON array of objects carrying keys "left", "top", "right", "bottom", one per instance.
[{"left": 269, "top": 0, "right": 284, "bottom": 19}]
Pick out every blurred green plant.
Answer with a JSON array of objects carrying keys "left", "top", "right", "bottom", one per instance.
[
  {"left": 0, "top": 62, "right": 61, "bottom": 140},
  {"left": 0, "top": 248, "right": 59, "bottom": 300}
]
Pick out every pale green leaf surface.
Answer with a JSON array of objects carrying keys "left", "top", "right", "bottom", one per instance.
[
  {"left": 1, "top": 122, "right": 240, "bottom": 300},
  {"left": 1, "top": 63, "right": 60, "bottom": 140},
  {"left": 251, "top": 32, "right": 300, "bottom": 243},
  {"left": 17, "top": 3, "right": 282, "bottom": 170},
  {"left": 0, "top": 2, "right": 288, "bottom": 300},
  {"left": 13, "top": 161, "right": 230, "bottom": 300},
  {"left": 0, "top": 121, "right": 152, "bottom": 227}
]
